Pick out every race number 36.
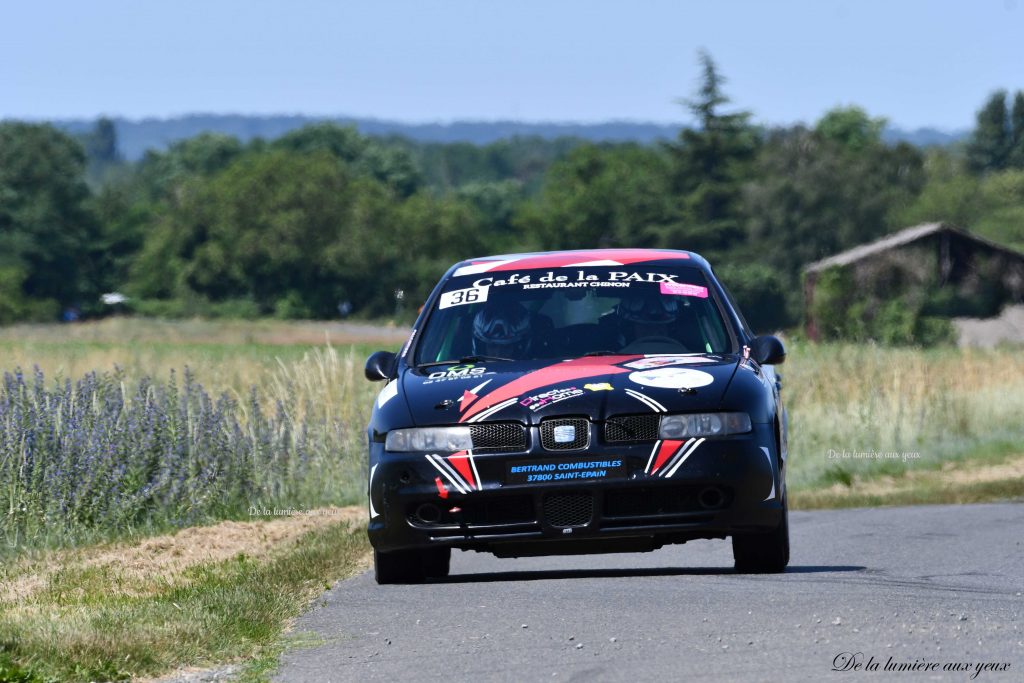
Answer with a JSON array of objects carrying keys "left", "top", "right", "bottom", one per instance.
[{"left": 439, "top": 284, "right": 489, "bottom": 309}]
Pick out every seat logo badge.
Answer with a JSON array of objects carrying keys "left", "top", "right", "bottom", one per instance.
[{"left": 553, "top": 425, "right": 576, "bottom": 443}]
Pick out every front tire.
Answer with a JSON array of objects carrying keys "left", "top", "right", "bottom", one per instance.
[
  {"left": 732, "top": 495, "right": 790, "bottom": 573},
  {"left": 374, "top": 547, "right": 451, "bottom": 584},
  {"left": 422, "top": 547, "right": 451, "bottom": 578},
  {"left": 374, "top": 549, "right": 423, "bottom": 584}
]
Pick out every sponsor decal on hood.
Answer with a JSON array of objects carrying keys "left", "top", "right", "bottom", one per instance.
[
  {"left": 628, "top": 367, "right": 715, "bottom": 390},
  {"left": 422, "top": 364, "right": 494, "bottom": 384},
  {"left": 519, "top": 386, "right": 585, "bottom": 411},
  {"left": 623, "top": 355, "right": 718, "bottom": 370},
  {"left": 457, "top": 356, "right": 637, "bottom": 423}
]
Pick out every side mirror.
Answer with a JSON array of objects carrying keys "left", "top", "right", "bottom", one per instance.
[
  {"left": 365, "top": 351, "right": 398, "bottom": 381},
  {"left": 750, "top": 335, "right": 786, "bottom": 365}
]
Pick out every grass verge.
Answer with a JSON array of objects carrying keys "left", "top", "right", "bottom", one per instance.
[
  {"left": 790, "top": 453, "right": 1024, "bottom": 509},
  {"left": 0, "top": 515, "right": 370, "bottom": 683}
]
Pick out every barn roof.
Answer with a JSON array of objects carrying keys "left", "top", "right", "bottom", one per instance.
[{"left": 803, "top": 222, "right": 1024, "bottom": 273}]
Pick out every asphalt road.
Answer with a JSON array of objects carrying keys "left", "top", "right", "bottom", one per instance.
[{"left": 275, "top": 504, "right": 1023, "bottom": 682}]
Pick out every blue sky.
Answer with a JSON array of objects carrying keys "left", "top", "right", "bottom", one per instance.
[{"left": 2, "top": 0, "right": 1022, "bottom": 129}]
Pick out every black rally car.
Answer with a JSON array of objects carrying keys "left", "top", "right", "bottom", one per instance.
[{"left": 364, "top": 249, "right": 789, "bottom": 583}]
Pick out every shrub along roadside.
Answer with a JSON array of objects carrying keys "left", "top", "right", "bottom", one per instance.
[
  {"left": 0, "top": 518, "right": 369, "bottom": 682},
  {"left": 1, "top": 353, "right": 367, "bottom": 555}
]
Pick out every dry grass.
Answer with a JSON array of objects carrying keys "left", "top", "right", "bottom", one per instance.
[
  {"left": 1, "top": 506, "right": 367, "bottom": 604},
  {"left": 790, "top": 454, "right": 1024, "bottom": 509},
  {"left": 0, "top": 513, "right": 370, "bottom": 682},
  {"left": 0, "top": 316, "right": 409, "bottom": 347},
  {"left": 782, "top": 340, "right": 1024, "bottom": 488},
  {"left": 0, "top": 328, "right": 400, "bottom": 402}
]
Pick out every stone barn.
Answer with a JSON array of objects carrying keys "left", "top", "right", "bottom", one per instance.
[{"left": 803, "top": 223, "right": 1024, "bottom": 344}]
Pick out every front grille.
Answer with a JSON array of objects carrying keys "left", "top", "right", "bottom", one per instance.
[
  {"left": 540, "top": 418, "right": 589, "bottom": 451},
  {"left": 543, "top": 492, "right": 594, "bottom": 528},
  {"left": 604, "top": 414, "right": 660, "bottom": 443},
  {"left": 470, "top": 422, "right": 526, "bottom": 452}
]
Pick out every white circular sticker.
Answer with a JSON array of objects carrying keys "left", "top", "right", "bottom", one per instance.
[{"left": 628, "top": 367, "right": 715, "bottom": 389}]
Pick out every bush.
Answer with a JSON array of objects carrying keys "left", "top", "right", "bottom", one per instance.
[
  {"left": 808, "top": 266, "right": 957, "bottom": 346},
  {"left": 0, "top": 365, "right": 354, "bottom": 551},
  {"left": 714, "top": 263, "right": 792, "bottom": 333},
  {"left": 0, "top": 267, "right": 60, "bottom": 325}
]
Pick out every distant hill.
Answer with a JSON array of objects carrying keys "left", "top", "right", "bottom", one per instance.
[
  {"left": 880, "top": 126, "right": 969, "bottom": 147},
  {"left": 49, "top": 114, "right": 970, "bottom": 160}
]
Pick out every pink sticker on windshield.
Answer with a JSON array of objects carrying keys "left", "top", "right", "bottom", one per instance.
[{"left": 660, "top": 282, "right": 708, "bottom": 298}]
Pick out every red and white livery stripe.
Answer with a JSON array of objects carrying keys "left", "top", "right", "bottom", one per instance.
[
  {"left": 425, "top": 454, "right": 470, "bottom": 494},
  {"left": 645, "top": 438, "right": 705, "bottom": 477},
  {"left": 425, "top": 450, "right": 483, "bottom": 493},
  {"left": 625, "top": 388, "right": 666, "bottom": 413},
  {"left": 452, "top": 249, "right": 690, "bottom": 277},
  {"left": 663, "top": 438, "right": 705, "bottom": 478}
]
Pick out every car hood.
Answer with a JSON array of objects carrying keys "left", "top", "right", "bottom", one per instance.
[{"left": 400, "top": 354, "right": 740, "bottom": 426}]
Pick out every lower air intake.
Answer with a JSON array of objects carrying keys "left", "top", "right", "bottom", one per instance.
[{"left": 542, "top": 492, "right": 594, "bottom": 528}]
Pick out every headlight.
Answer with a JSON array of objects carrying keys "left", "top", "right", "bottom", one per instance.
[
  {"left": 659, "top": 412, "right": 751, "bottom": 439},
  {"left": 385, "top": 426, "right": 473, "bottom": 452}
]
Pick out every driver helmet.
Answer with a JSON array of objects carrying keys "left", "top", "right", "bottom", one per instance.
[
  {"left": 472, "top": 301, "right": 532, "bottom": 357},
  {"left": 617, "top": 290, "right": 679, "bottom": 325}
]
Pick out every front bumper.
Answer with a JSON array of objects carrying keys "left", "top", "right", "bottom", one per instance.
[{"left": 367, "top": 424, "right": 783, "bottom": 556}]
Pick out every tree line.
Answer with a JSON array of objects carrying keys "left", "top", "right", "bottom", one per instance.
[{"left": 3, "top": 52, "right": 1024, "bottom": 335}]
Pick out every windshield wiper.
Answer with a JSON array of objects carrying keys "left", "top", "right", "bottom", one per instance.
[
  {"left": 582, "top": 350, "right": 621, "bottom": 357},
  {"left": 416, "top": 355, "right": 515, "bottom": 370}
]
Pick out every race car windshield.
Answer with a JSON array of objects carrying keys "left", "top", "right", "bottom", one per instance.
[{"left": 414, "top": 265, "right": 736, "bottom": 364}]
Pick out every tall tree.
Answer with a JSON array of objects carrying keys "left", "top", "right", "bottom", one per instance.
[
  {"left": 0, "top": 123, "right": 98, "bottom": 318},
  {"left": 129, "top": 149, "right": 383, "bottom": 316},
  {"left": 660, "top": 50, "right": 759, "bottom": 255},
  {"left": 815, "top": 106, "right": 886, "bottom": 153},
  {"left": 83, "top": 117, "right": 120, "bottom": 165},
  {"left": 892, "top": 147, "right": 983, "bottom": 229},
  {"left": 741, "top": 117, "right": 924, "bottom": 316},
  {"left": 1009, "top": 90, "right": 1024, "bottom": 169},
  {"left": 967, "top": 90, "right": 1011, "bottom": 173},
  {"left": 130, "top": 133, "right": 245, "bottom": 206},
  {"left": 272, "top": 124, "right": 421, "bottom": 196},
  {"left": 80, "top": 117, "right": 125, "bottom": 188},
  {"left": 519, "top": 144, "right": 672, "bottom": 250}
]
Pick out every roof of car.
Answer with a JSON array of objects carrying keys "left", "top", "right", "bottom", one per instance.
[{"left": 451, "top": 248, "right": 709, "bottom": 277}]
